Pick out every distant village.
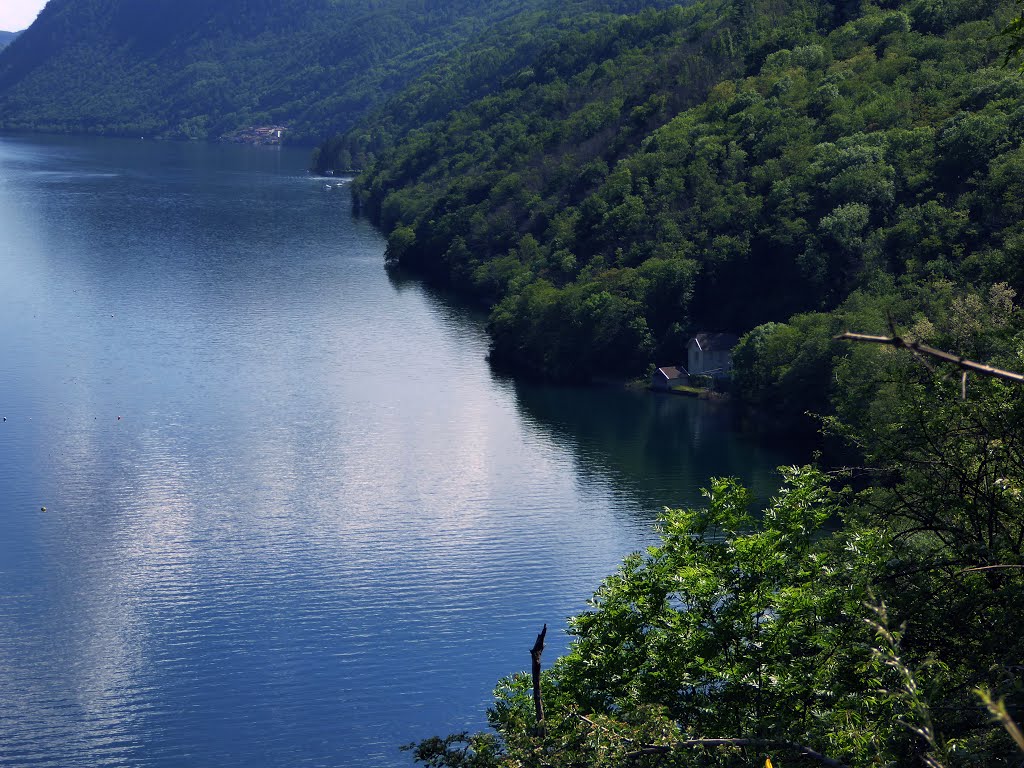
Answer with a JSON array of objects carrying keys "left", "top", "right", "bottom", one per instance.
[{"left": 219, "top": 125, "right": 287, "bottom": 145}]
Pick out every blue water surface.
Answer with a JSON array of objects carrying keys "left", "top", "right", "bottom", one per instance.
[{"left": 0, "top": 135, "right": 795, "bottom": 767}]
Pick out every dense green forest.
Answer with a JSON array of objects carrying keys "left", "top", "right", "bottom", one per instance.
[{"left": 324, "top": 0, "right": 1022, "bottom": 406}]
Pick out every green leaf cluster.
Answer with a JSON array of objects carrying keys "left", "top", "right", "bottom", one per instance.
[{"left": 409, "top": 360, "right": 1024, "bottom": 767}]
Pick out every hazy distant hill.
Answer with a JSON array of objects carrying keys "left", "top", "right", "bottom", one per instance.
[
  {"left": 0, "top": 31, "right": 20, "bottom": 51},
  {"left": 0, "top": 0, "right": 585, "bottom": 142}
]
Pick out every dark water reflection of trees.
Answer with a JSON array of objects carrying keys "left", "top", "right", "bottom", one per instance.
[
  {"left": 510, "top": 382, "right": 807, "bottom": 515},
  {"left": 390, "top": 268, "right": 809, "bottom": 517}
]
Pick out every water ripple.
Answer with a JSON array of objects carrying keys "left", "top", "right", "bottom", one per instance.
[{"left": 0, "top": 136, "right": 794, "bottom": 768}]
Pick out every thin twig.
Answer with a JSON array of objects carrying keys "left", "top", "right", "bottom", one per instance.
[
  {"left": 625, "top": 738, "right": 848, "bottom": 767},
  {"left": 574, "top": 713, "right": 602, "bottom": 730},
  {"left": 961, "top": 565, "right": 1024, "bottom": 573}
]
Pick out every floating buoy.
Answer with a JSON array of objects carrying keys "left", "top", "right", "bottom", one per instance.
[{"left": 40, "top": 506, "right": 46, "bottom": 512}]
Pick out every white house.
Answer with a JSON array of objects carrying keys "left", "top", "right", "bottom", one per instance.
[
  {"left": 686, "top": 332, "right": 739, "bottom": 377},
  {"left": 650, "top": 365, "right": 687, "bottom": 391}
]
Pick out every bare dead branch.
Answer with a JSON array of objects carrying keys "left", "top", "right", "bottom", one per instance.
[
  {"left": 834, "top": 332, "right": 1024, "bottom": 388},
  {"left": 530, "top": 625, "right": 547, "bottom": 732}
]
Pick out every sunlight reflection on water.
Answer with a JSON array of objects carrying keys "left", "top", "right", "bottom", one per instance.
[{"left": 0, "top": 135, "right": 796, "bottom": 768}]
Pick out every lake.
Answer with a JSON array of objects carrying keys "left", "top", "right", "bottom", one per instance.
[{"left": 0, "top": 135, "right": 796, "bottom": 767}]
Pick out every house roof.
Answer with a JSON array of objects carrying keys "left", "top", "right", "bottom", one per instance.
[
  {"left": 656, "top": 366, "right": 684, "bottom": 379},
  {"left": 689, "top": 332, "right": 739, "bottom": 352}
]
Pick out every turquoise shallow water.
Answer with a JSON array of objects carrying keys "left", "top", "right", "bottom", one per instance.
[{"left": 0, "top": 135, "right": 795, "bottom": 767}]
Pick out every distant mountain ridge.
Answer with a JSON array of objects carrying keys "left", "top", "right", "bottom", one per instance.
[
  {"left": 0, "top": 0, "right": 595, "bottom": 142},
  {"left": 0, "top": 31, "right": 20, "bottom": 51}
]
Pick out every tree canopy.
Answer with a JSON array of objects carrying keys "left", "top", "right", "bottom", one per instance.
[{"left": 324, "top": 0, "right": 1021, "bottom": 393}]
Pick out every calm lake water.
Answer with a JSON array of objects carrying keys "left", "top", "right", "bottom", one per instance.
[{"left": 0, "top": 136, "right": 796, "bottom": 767}]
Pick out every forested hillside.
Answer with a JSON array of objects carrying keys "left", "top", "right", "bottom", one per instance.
[
  {"left": 0, "top": 31, "right": 20, "bottom": 52},
  {"left": 0, "top": 0, "right": 650, "bottom": 141},
  {"left": 328, "top": 0, "right": 1021, "bottom": 399},
  {"left": 325, "top": 8, "right": 1024, "bottom": 765}
]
